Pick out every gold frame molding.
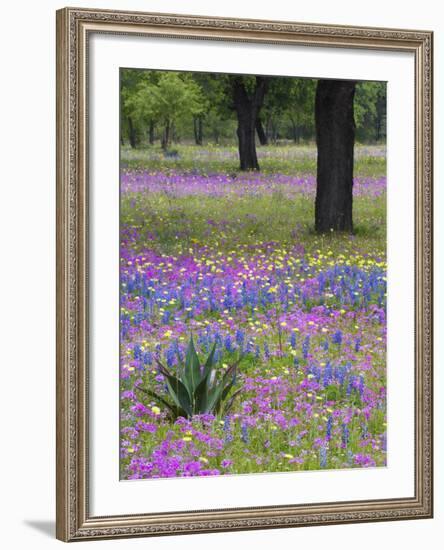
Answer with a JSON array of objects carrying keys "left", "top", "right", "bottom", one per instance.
[{"left": 56, "top": 6, "right": 433, "bottom": 542}]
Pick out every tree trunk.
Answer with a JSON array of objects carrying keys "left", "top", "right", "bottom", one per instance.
[
  {"left": 270, "top": 119, "right": 278, "bottom": 144},
  {"left": 193, "top": 117, "right": 198, "bottom": 144},
  {"left": 193, "top": 117, "right": 203, "bottom": 145},
  {"left": 290, "top": 118, "right": 300, "bottom": 144},
  {"left": 128, "top": 116, "right": 137, "bottom": 148},
  {"left": 315, "top": 79, "right": 356, "bottom": 233},
  {"left": 265, "top": 115, "right": 272, "bottom": 143},
  {"left": 256, "top": 117, "right": 268, "bottom": 145},
  {"left": 161, "top": 120, "right": 170, "bottom": 150},
  {"left": 197, "top": 117, "right": 203, "bottom": 145},
  {"left": 237, "top": 114, "right": 257, "bottom": 170},
  {"left": 232, "top": 77, "right": 268, "bottom": 171},
  {"left": 375, "top": 111, "right": 385, "bottom": 142},
  {"left": 149, "top": 121, "right": 155, "bottom": 145}
]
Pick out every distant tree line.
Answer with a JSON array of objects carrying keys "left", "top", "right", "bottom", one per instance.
[{"left": 121, "top": 69, "right": 386, "bottom": 155}]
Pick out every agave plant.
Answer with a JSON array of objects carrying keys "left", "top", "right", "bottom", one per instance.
[{"left": 137, "top": 336, "right": 243, "bottom": 420}]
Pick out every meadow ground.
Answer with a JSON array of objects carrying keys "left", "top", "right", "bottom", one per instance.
[{"left": 119, "top": 143, "right": 387, "bottom": 479}]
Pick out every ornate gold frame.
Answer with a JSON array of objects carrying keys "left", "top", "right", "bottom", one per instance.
[{"left": 56, "top": 7, "right": 433, "bottom": 542}]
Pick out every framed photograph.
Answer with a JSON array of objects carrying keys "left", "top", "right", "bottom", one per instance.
[{"left": 56, "top": 7, "right": 433, "bottom": 542}]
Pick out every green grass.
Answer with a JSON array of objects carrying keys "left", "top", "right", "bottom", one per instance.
[
  {"left": 121, "top": 189, "right": 386, "bottom": 258},
  {"left": 121, "top": 142, "right": 386, "bottom": 178}
]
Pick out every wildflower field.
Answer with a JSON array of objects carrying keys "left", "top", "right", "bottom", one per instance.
[{"left": 120, "top": 144, "right": 387, "bottom": 479}]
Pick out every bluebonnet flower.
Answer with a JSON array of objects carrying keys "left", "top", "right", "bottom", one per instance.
[
  {"left": 165, "top": 345, "right": 176, "bottom": 368},
  {"left": 197, "top": 332, "right": 207, "bottom": 351},
  {"left": 235, "top": 329, "right": 245, "bottom": 348},
  {"left": 162, "top": 310, "right": 171, "bottom": 324},
  {"left": 346, "top": 375, "right": 356, "bottom": 398},
  {"left": 245, "top": 340, "right": 254, "bottom": 354},
  {"left": 335, "top": 365, "right": 346, "bottom": 386},
  {"left": 302, "top": 335, "right": 310, "bottom": 359},
  {"left": 120, "top": 319, "right": 129, "bottom": 340},
  {"left": 224, "top": 334, "right": 234, "bottom": 352},
  {"left": 361, "top": 423, "right": 369, "bottom": 440},
  {"left": 319, "top": 446, "right": 328, "bottom": 468},
  {"left": 173, "top": 339, "right": 183, "bottom": 363},
  {"left": 241, "top": 424, "right": 249, "bottom": 444},
  {"left": 318, "top": 273, "right": 326, "bottom": 293},
  {"left": 223, "top": 416, "right": 230, "bottom": 431},
  {"left": 214, "top": 331, "right": 223, "bottom": 347},
  {"left": 322, "top": 361, "right": 332, "bottom": 387},
  {"left": 133, "top": 344, "right": 142, "bottom": 360},
  {"left": 134, "top": 312, "right": 143, "bottom": 325},
  {"left": 326, "top": 416, "right": 333, "bottom": 441},
  {"left": 341, "top": 423, "right": 350, "bottom": 449},
  {"left": 255, "top": 345, "right": 260, "bottom": 360},
  {"left": 332, "top": 330, "right": 343, "bottom": 346},
  {"left": 223, "top": 416, "right": 233, "bottom": 443}
]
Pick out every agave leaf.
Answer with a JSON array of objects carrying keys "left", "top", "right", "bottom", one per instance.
[
  {"left": 184, "top": 336, "right": 202, "bottom": 393},
  {"left": 155, "top": 359, "right": 189, "bottom": 393},
  {"left": 221, "top": 379, "right": 236, "bottom": 402},
  {"left": 201, "top": 342, "right": 217, "bottom": 378},
  {"left": 194, "top": 369, "right": 213, "bottom": 412},
  {"left": 164, "top": 377, "right": 192, "bottom": 417},
  {"left": 135, "top": 386, "right": 183, "bottom": 419},
  {"left": 205, "top": 354, "right": 244, "bottom": 413},
  {"left": 205, "top": 379, "right": 231, "bottom": 414},
  {"left": 207, "top": 367, "right": 217, "bottom": 392},
  {"left": 175, "top": 349, "right": 185, "bottom": 374},
  {"left": 155, "top": 357, "right": 171, "bottom": 378},
  {"left": 176, "top": 359, "right": 192, "bottom": 397},
  {"left": 215, "top": 379, "right": 236, "bottom": 414},
  {"left": 221, "top": 353, "right": 244, "bottom": 382},
  {"left": 222, "top": 387, "right": 243, "bottom": 415}
]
